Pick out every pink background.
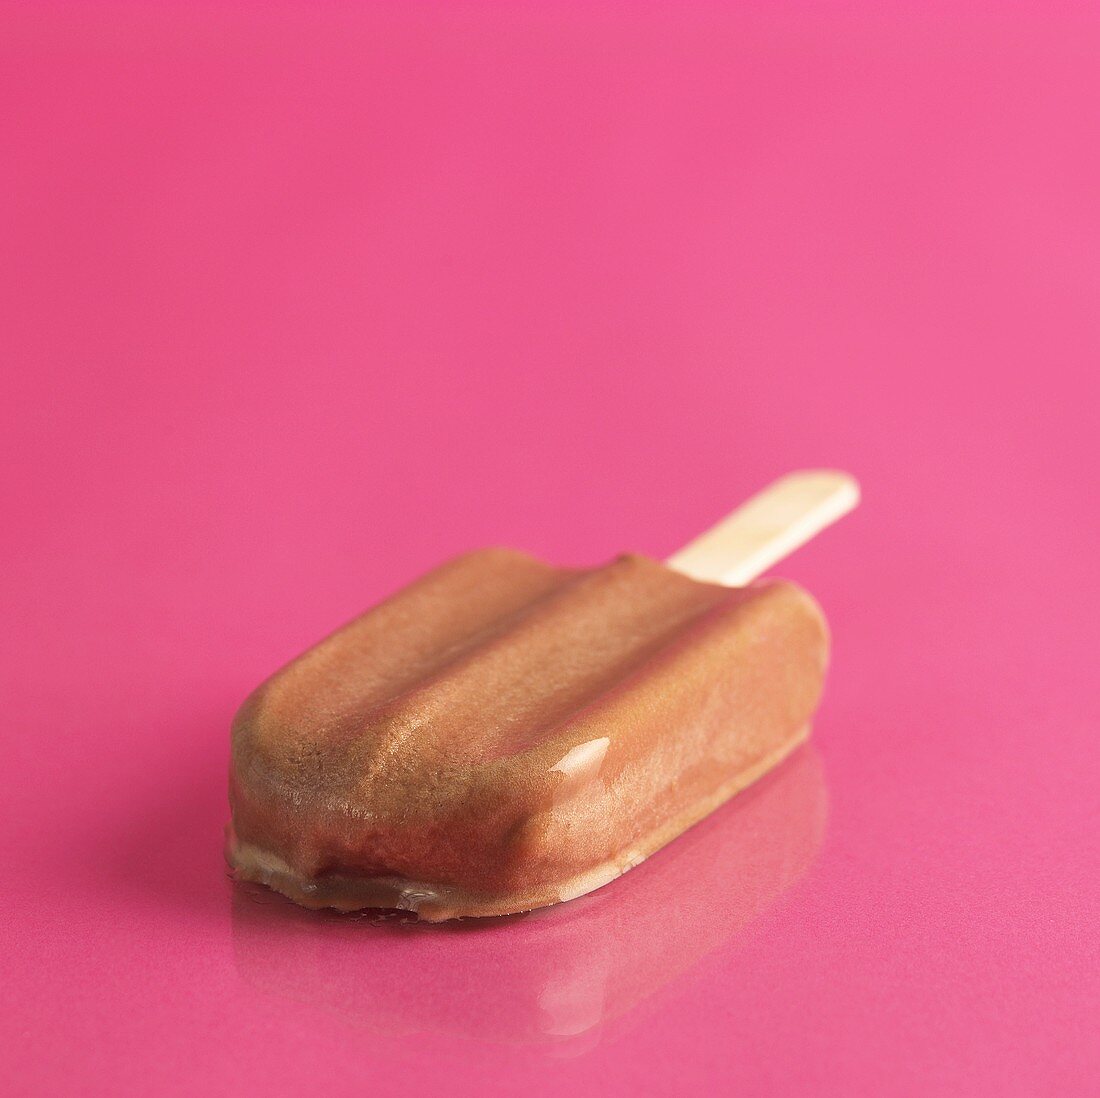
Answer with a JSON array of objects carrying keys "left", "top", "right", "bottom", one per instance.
[{"left": 3, "top": 3, "right": 1098, "bottom": 1095}]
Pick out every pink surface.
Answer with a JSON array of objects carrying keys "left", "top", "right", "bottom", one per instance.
[{"left": 3, "top": 3, "right": 1098, "bottom": 1095}]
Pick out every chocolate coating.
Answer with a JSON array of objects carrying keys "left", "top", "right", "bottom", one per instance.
[{"left": 227, "top": 549, "right": 829, "bottom": 919}]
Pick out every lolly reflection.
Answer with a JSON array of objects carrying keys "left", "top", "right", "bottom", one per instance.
[{"left": 231, "top": 744, "right": 826, "bottom": 1045}]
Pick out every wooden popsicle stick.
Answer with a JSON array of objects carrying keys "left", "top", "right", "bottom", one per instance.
[{"left": 667, "top": 470, "right": 859, "bottom": 586}]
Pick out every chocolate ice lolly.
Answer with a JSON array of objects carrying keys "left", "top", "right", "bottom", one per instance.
[{"left": 228, "top": 470, "right": 858, "bottom": 920}]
